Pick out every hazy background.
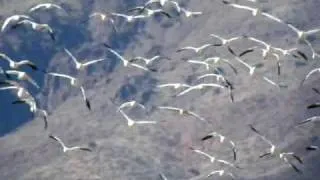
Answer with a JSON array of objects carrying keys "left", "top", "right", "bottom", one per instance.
[{"left": 0, "top": 0, "right": 319, "bottom": 179}]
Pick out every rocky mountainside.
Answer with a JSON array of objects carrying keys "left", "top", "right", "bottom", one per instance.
[{"left": 0, "top": 0, "right": 320, "bottom": 179}]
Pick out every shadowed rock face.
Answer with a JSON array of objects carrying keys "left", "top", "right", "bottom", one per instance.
[{"left": 0, "top": 0, "right": 320, "bottom": 179}]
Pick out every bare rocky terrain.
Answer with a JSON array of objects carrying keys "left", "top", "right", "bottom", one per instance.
[{"left": 0, "top": 0, "right": 320, "bottom": 179}]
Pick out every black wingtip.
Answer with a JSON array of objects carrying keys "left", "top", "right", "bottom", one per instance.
[
  {"left": 227, "top": 46, "right": 237, "bottom": 56},
  {"left": 239, "top": 48, "right": 255, "bottom": 57},
  {"left": 201, "top": 135, "right": 212, "bottom": 141},
  {"left": 149, "top": 68, "right": 158, "bottom": 72},
  {"left": 103, "top": 43, "right": 112, "bottom": 48},
  {"left": 81, "top": 147, "right": 92, "bottom": 152},
  {"left": 222, "top": 0, "right": 231, "bottom": 5},
  {"left": 307, "top": 103, "right": 320, "bottom": 109},
  {"left": 43, "top": 116, "right": 48, "bottom": 130},
  {"left": 306, "top": 146, "right": 318, "bottom": 151},
  {"left": 213, "top": 43, "right": 223, "bottom": 46},
  {"left": 233, "top": 148, "right": 237, "bottom": 161},
  {"left": 248, "top": 124, "right": 258, "bottom": 132},
  {"left": 259, "top": 152, "right": 271, "bottom": 158},
  {"left": 86, "top": 99, "right": 91, "bottom": 111},
  {"left": 312, "top": 88, "right": 320, "bottom": 95},
  {"left": 296, "top": 50, "right": 308, "bottom": 61}
]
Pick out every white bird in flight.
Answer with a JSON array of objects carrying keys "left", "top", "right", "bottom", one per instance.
[
  {"left": 189, "top": 147, "right": 240, "bottom": 168},
  {"left": 201, "top": 131, "right": 237, "bottom": 160},
  {"left": 243, "top": 36, "right": 273, "bottom": 59},
  {"left": 49, "top": 135, "right": 92, "bottom": 153},
  {"left": 222, "top": 0, "right": 284, "bottom": 23},
  {"left": 209, "top": 34, "right": 242, "bottom": 46},
  {"left": 203, "top": 56, "right": 238, "bottom": 74},
  {"left": 88, "top": 12, "right": 118, "bottom": 32},
  {"left": 127, "top": 6, "right": 172, "bottom": 18},
  {"left": 5, "top": 70, "right": 39, "bottom": 89},
  {"left": 118, "top": 109, "right": 157, "bottom": 127},
  {"left": 177, "top": 83, "right": 225, "bottom": 96},
  {"left": 64, "top": 48, "right": 105, "bottom": 71},
  {"left": 28, "top": 3, "right": 64, "bottom": 13},
  {"left": 104, "top": 45, "right": 156, "bottom": 72},
  {"left": 157, "top": 106, "right": 206, "bottom": 122},
  {"left": 47, "top": 72, "right": 91, "bottom": 110},
  {"left": 0, "top": 53, "right": 38, "bottom": 70},
  {"left": 12, "top": 19, "right": 55, "bottom": 40},
  {"left": 1, "top": 14, "right": 32, "bottom": 32}
]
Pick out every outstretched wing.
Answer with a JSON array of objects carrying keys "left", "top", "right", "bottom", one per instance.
[{"left": 83, "top": 59, "right": 105, "bottom": 66}]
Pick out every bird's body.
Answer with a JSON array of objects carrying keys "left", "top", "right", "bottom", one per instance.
[
  {"left": 64, "top": 48, "right": 105, "bottom": 71},
  {"left": 49, "top": 135, "right": 91, "bottom": 153}
]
